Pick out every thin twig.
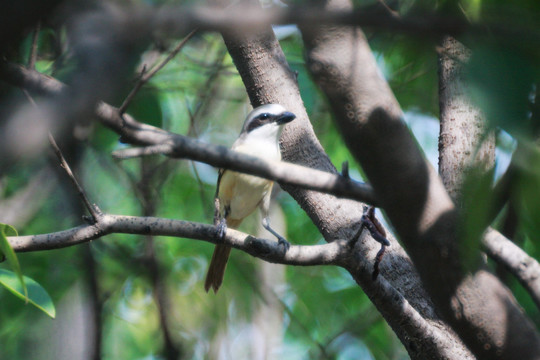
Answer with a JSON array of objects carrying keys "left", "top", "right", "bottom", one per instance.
[
  {"left": 118, "top": 66, "right": 147, "bottom": 115},
  {"left": 118, "top": 29, "right": 197, "bottom": 114},
  {"left": 21, "top": 89, "right": 37, "bottom": 108},
  {"left": 47, "top": 133, "right": 102, "bottom": 222},
  {"left": 21, "top": 89, "right": 102, "bottom": 221},
  {"left": 28, "top": 21, "right": 41, "bottom": 70},
  {"left": 376, "top": 0, "right": 400, "bottom": 18}
]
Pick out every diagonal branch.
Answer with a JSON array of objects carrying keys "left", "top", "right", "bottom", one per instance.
[
  {"left": 118, "top": 29, "right": 197, "bottom": 114},
  {"left": 483, "top": 229, "right": 540, "bottom": 309},
  {"left": 47, "top": 133, "right": 102, "bottom": 221},
  {"left": 0, "top": 61, "right": 377, "bottom": 205},
  {"left": 438, "top": 36, "right": 495, "bottom": 204}
]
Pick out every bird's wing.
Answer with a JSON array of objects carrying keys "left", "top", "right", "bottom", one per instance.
[
  {"left": 215, "top": 168, "right": 225, "bottom": 200},
  {"left": 213, "top": 168, "right": 226, "bottom": 225}
]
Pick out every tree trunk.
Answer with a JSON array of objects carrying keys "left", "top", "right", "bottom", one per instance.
[
  {"left": 438, "top": 35, "right": 495, "bottom": 204},
  {"left": 300, "top": 0, "right": 540, "bottom": 358},
  {"left": 218, "top": 0, "right": 474, "bottom": 358}
]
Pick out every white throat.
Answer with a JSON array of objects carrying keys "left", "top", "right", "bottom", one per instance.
[{"left": 233, "top": 123, "right": 282, "bottom": 160}]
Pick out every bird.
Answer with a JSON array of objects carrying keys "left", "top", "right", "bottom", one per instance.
[{"left": 204, "top": 103, "right": 296, "bottom": 293}]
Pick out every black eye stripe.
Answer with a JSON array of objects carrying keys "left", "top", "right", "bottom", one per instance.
[{"left": 246, "top": 113, "right": 273, "bottom": 132}]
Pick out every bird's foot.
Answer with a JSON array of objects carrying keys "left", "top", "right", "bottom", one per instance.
[
  {"left": 277, "top": 236, "right": 290, "bottom": 254},
  {"left": 215, "top": 218, "right": 227, "bottom": 242}
]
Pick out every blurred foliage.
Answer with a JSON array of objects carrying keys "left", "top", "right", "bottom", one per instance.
[
  {"left": 1, "top": 0, "right": 540, "bottom": 359},
  {"left": 466, "top": 45, "right": 537, "bottom": 137}
]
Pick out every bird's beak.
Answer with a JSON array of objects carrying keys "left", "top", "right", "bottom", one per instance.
[{"left": 276, "top": 111, "right": 296, "bottom": 125}]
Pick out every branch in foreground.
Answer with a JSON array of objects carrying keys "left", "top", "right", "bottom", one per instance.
[
  {"left": 0, "top": 61, "right": 377, "bottom": 206},
  {"left": 8, "top": 214, "right": 348, "bottom": 267},
  {"left": 152, "top": 4, "right": 539, "bottom": 46}
]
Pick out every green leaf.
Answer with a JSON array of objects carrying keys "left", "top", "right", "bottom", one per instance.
[
  {"left": 0, "top": 224, "right": 27, "bottom": 301},
  {"left": 0, "top": 269, "right": 56, "bottom": 318}
]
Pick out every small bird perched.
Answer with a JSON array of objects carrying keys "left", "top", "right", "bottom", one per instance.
[{"left": 204, "top": 104, "right": 296, "bottom": 293}]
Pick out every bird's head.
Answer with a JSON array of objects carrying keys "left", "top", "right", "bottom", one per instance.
[{"left": 240, "top": 104, "right": 296, "bottom": 141}]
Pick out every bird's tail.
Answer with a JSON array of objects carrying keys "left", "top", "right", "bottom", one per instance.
[{"left": 204, "top": 218, "right": 242, "bottom": 293}]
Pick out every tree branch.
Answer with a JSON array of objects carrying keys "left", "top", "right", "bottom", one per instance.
[
  {"left": 7, "top": 214, "right": 349, "bottom": 266},
  {"left": 47, "top": 133, "right": 102, "bottom": 221},
  {"left": 112, "top": 144, "right": 176, "bottom": 159},
  {"left": 4, "top": 209, "right": 474, "bottom": 358},
  {"left": 0, "top": 61, "right": 377, "bottom": 206},
  {"left": 438, "top": 34, "right": 540, "bottom": 342},
  {"left": 483, "top": 229, "right": 540, "bottom": 309},
  {"left": 150, "top": 4, "right": 540, "bottom": 45},
  {"left": 438, "top": 36, "right": 494, "bottom": 204}
]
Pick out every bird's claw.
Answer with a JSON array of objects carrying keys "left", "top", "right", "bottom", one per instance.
[
  {"left": 215, "top": 219, "right": 227, "bottom": 241},
  {"left": 277, "top": 237, "right": 290, "bottom": 253}
]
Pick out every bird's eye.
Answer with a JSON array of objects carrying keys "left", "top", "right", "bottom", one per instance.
[{"left": 245, "top": 112, "right": 273, "bottom": 133}]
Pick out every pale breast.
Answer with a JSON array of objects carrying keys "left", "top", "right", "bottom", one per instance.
[
  {"left": 233, "top": 138, "right": 281, "bottom": 162},
  {"left": 219, "top": 135, "right": 280, "bottom": 221},
  {"left": 219, "top": 171, "right": 273, "bottom": 221}
]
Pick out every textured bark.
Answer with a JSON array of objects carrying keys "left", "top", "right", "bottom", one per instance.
[
  {"left": 219, "top": 1, "right": 476, "bottom": 358},
  {"left": 484, "top": 229, "right": 540, "bottom": 309},
  {"left": 438, "top": 36, "right": 495, "bottom": 204},
  {"left": 8, "top": 214, "right": 346, "bottom": 264},
  {"left": 437, "top": 39, "right": 540, "bottom": 313},
  {"left": 300, "top": 0, "right": 540, "bottom": 358}
]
